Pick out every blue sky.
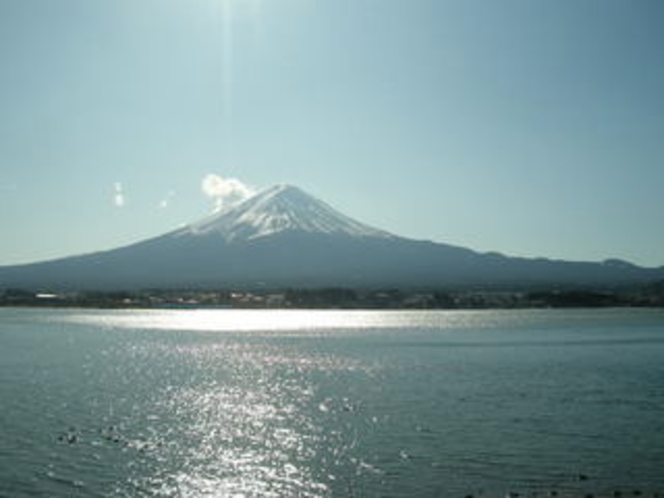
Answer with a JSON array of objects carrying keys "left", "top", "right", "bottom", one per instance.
[{"left": 1, "top": 0, "right": 663, "bottom": 267}]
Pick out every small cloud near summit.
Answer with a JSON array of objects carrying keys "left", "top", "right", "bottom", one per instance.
[
  {"left": 202, "top": 174, "right": 255, "bottom": 212},
  {"left": 113, "top": 182, "right": 125, "bottom": 208},
  {"left": 159, "top": 190, "right": 176, "bottom": 209}
]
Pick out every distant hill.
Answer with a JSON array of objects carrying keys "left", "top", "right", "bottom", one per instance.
[{"left": 1, "top": 184, "right": 662, "bottom": 291}]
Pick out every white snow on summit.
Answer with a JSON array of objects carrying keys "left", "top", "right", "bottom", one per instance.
[{"left": 179, "top": 184, "right": 394, "bottom": 242}]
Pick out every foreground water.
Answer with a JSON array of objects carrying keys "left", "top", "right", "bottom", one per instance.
[{"left": 1, "top": 308, "right": 663, "bottom": 497}]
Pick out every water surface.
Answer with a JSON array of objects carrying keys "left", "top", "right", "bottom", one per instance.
[{"left": 1, "top": 308, "right": 663, "bottom": 497}]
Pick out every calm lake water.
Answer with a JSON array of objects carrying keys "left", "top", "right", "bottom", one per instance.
[{"left": 1, "top": 307, "right": 663, "bottom": 497}]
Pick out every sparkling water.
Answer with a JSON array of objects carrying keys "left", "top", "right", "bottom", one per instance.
[{"left": 1, "top": 308, "right": 663, "bottom": 497}]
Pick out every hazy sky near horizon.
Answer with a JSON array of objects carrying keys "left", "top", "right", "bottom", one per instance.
[{"left": 1, "top": 0, "right": 663, "bottom": 267}]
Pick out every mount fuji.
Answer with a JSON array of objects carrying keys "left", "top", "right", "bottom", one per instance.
[
  {"left": 1, "top": 184, "right": 662, "bottom": 290},
  {"left": 179, "top": 184, "right": 394, "bottom": 243}
]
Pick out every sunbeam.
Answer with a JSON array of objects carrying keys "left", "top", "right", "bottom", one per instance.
[{"left": 217, "top": 0, "right": 264, "bottom": 166}]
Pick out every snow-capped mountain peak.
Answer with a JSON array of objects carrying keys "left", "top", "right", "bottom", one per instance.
[{"left": 180, "top": 184, "right": 394, "bottom": 243}]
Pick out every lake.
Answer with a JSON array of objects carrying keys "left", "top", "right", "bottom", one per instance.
[{"left": 1, "top": 307, "right": 663, "bottom": 497}]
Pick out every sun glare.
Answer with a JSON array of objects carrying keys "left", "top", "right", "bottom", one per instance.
[
  {"left": 214, "top": 0, "right": 265, "bottom": 170},
  {"left": 218, "top": 0, "right": 264, "bottom": 22}
]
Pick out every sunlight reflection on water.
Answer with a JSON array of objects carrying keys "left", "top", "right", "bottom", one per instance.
[
  {"left": 137, "top": 378, "right": 325, "bottom": 497},
  {"left": 81, "top": 310, "right": 384, "bottom": 497},
  {"left": 55, "top": 308, "right": 500, "bottom": 334},
  {"left": 7, "top": 308, "right": 662, "bottom": 497}
]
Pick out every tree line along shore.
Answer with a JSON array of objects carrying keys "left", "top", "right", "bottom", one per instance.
[{"left": 2, "top": 283, "right": 663, "bottom": 309}]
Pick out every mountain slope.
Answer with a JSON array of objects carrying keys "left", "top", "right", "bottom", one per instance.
[
  {"left": 173, "top": 184, "right": 394, "bottom": 242},
  {"left": 0, "top": 184, "right": 662, "bottom": 291}
]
